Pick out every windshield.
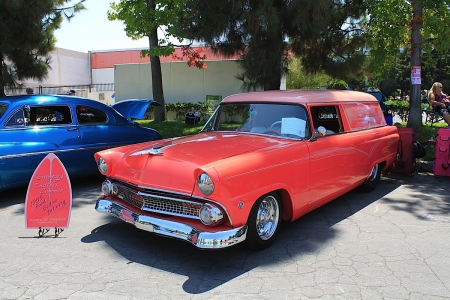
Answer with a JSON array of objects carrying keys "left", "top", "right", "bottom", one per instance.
[
  {"left": 202, "top": 103, "right": 311, "bottom": 139},
  {"left": 0, "top": 104, "right": 7, "bottom": 119}
]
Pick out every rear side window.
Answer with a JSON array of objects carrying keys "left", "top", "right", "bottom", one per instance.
[
  {"left": 342, "top": 103, "right": 386, "bottom": 131},
  {"left": 76, "top": 106, "right": 107, "bottom": 124},
  {"left": 5, "top": 105, "right": 71, "bottom": 127},
  {"left": 32, "top": 106, "right": 72, "bottom": 125}
]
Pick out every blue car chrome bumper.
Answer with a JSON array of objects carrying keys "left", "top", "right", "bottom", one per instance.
[{"left": 95, "top": 199, "right": 247, "bottom": 249}]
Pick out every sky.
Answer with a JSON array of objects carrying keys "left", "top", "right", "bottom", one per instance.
[{"left": 54, "top": 0, "right": 150, "bottom": 53}]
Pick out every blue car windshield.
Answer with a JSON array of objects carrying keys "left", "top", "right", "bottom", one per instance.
[
  {"left": 0, "top": 104, "right": 7, "bottom": 119},
  {"left": 201, "top": 103, "right": 311, "bottom": 139}
]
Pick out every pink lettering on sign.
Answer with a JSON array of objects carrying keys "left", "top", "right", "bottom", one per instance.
[{"left": 25, "top": 153, "right": 72, "bottom": 229}]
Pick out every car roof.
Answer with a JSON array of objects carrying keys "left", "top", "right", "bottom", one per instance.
[
  {"left": 221, "top": 90, "right": 378, "bottom": 104},
  {"left": 0, "top": 94, "right": 110, "bottom": 108}
]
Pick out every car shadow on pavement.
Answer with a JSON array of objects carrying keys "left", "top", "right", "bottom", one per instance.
[
  {"left": 0, "top": 186, "right": 27, "bottom": 208},
  {"left": 81, "top": 177, "right": 401, "bottom": 294},
  {"left": 381, "top": 172, "right": 450, "bottom": 220}
]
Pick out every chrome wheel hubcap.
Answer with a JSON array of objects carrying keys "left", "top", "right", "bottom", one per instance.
[
  {"left": 368, "top": 164, "right": 379, "bottom": 181},
  {"left": 256, "top": 195, "right": 280, "bottom": 240}
]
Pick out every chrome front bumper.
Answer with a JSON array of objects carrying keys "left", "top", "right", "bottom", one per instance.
[{"left": 95, "top": 198, "right": 247, "bottom": 249}]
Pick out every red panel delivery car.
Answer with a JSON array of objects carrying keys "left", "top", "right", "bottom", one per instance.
[{"left": 93, "top": 90, "right": 399, "bottom": 250}]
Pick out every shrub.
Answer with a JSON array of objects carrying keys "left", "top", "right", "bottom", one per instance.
[
  {"left": 385, "top": 99, "right": 410, "bottom": 122},
  {"left": 165, "top": 102, "right": 209, "bottom": 121},
  {"left": 326, "top": 80, "right": 348, "bottom": 90}
]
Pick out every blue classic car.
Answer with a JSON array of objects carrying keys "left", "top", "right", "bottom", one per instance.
[{"left": 0, "top": 94, "right": 162, "bottom": 190}]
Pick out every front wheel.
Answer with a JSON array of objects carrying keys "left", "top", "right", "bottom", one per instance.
[
  {"left": 359, "top": 163, "right": 382, "bottom": 192},
  {"left": 245, "top": 192, "right": 282, "bottom": 250}
]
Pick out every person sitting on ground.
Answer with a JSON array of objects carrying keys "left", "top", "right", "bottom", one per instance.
[{"left": 428, "top": 82, "right": 450, "bottom": 126}]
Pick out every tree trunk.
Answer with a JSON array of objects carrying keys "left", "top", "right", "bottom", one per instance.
[
  {"left": 264, "top": 22, "right": 284, "bottom": 91},
  {"left": 0, "top": 53, "right": 6, "bottom": 97},
  {"left": 149, "top": 34, "right": 166, "bottom": 121},
  {"left": 264, "top": 47, "right": 282, "bottom": 90},
  {"left": 407, "top": 0, "right": 423, "bottom": 130},
  {"left": 264, "top": 57, "right": 282, "bottom": 91},
  {"left": 147, "top": 0, "right": 166, "bottom": 121}
]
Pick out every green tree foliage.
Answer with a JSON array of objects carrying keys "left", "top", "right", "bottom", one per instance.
[
  {"left": 175, "top": 0, "right": 367, "bottom": 91},
  {"left": 365, "top": 0, "right": 450, "bottom": 129},
  {"left": 326, "top": 80, "right": 348, "bottom": 90},
  {"left": 108, "top": 0, "right": 185, "bottom": 121},
  {"left": 290, "top": 1, "right": 367, "bottom": 83},
  {"left": 422, "top": 51, "right": 450, "bottom": 89},
  {"left": 0, "top": 0, "right": 85, "bottom": 97},
  {"left": 367, "top": 0, "right": 450, "bottom": 71},
  {"left": 108, "top": 0, "right": 181, "bottom": 58},
  {"left": 286, "top": 58, "right": 331, "bottom": 89},
  {"left": 379, "top": 79, "right": 397, "bottom": 98},
  {"left": 441, "top": 79, "right": 450, "bottom": 92}
]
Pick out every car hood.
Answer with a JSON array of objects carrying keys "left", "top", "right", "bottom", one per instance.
[
  {"left": 105, "top": 132, "right": 291, "bottom": 194},
  {"left": 112, "top": 99, "right": 161, "bottom": 119}
]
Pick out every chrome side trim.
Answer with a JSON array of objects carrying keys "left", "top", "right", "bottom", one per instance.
[
  {"left": 95, "top": 198, "right": 247, "bottom": 249},
  {"left": 1, "top": 148, "right": 83, "bottom": 160},
  {"left": 0, "top": 144, "right": 127, "bottom": 160}
]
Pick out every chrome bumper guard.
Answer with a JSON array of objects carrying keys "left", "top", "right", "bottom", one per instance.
[{"left": 95, "top": 198, "right": 247, "bottom": 249}]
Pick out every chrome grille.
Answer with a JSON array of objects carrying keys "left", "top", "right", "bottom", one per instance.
[
  {"left": 117, "top": 185, "right": 144, "bottom": 208},
  {"left": 115, "top": 183, "right": 202, "bottom": 220}
]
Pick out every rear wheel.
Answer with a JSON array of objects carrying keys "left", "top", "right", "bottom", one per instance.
[
  {"left": 359, "top": 163, "right": 382, "bottom": 192},
  {"left": 245, "top": 192, "right": 282, "bottom": 250}
]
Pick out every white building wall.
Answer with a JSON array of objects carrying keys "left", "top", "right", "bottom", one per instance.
[
  {"left": 23, "top": 48, "right": 89, "bottom": 87},
  {"left": 114, "top": 60, "right": 247, "bottom": 104},
  {"left": 58, "top": 51, "right": 90, "bottom": 85},
  {"left": 91, "top": 68, "right": 115, "bottom": 84},
  {"left": 42, "top": 53, "right": 61, "bottom": 85},
  {"left": 19, "top": 47, "right": 284, "bottom": 102}
]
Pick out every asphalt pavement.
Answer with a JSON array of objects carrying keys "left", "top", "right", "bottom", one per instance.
[{"left": 1, "top": 171, "right": 449, "bottom": 300}]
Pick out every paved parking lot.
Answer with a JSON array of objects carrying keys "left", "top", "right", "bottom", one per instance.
[{"left": 1, "top": 172, "right": 450, "bottom": 300}]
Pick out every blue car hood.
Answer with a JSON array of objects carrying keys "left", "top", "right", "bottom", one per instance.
[{"left": 112, "top": 99, "right": 161, "bottom": 119}]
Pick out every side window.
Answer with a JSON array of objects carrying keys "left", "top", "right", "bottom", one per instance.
[
  {"left": 30, "top": 106, "right": 72, "bottom": 125},
  {"left": 342, "top": 103, "right": 386, "bottom": 131},
  {"left": 5, "top": 108, "right": 30, "bottom": 127},
  {"left": 310, "top": 106, "right": 342, "bottom": 136},
  {"left": 76, "top": 106, "right": 107, "bottom": 124}
]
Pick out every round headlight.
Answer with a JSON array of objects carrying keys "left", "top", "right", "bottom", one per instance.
[
  {"left": 199, "top": 203, "right": 223, "bottom": 226},
  {"left": 97, "top": 157, "right": 108, "bottom": 174},
  {"left": 101, "top": 180, "right": 112, "bottom": 196},
  {"left": 197, "top": 173, "right": 214, "bottom": 195}
]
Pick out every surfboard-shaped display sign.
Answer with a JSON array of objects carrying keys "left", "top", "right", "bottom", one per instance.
[{"left": 25, "top": 153, "right": 72, "bottom": 229}]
